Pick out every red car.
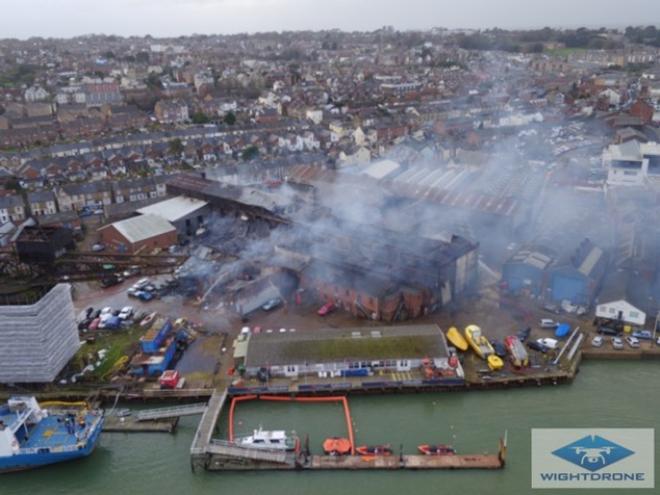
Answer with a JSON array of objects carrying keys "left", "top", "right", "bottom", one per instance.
[
  {"left": 88, "top": 317, "right": 101, "bottom": 331},
  {"left": 317, "top": 302, "right": 336, "bottom": 316}
]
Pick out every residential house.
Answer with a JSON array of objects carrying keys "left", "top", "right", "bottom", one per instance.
[
  {"left": 0, "top": 194, "right": 26, "bottom": 223},
  {"left": 112, "top": 176, "right": 168, "bottom": 204},
  {"left": 154, "top": 99, "right": 189, "bottom": 124},
  {"left": 56, "top": 182, "right": 113, "bottom": 212},
  {"left": 27, "top": 190, "right": 58, "bottom": 217}
]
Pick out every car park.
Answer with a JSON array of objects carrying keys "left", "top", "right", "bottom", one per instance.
[
  {"left": 591, "top": 336, "right": 603, "bottom": 348},
  {"left": 261, "top": 298, "right": 282, "bottom": 311},
  {"left": 625, "top": 336, "right": 640, "bottom": 348},
  {"left": 611, "top": 337, "right": 624, "bottom": 350}
]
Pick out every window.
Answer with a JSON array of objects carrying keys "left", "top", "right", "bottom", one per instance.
[{"left": 630, "top": 311, "right": 639, "bottom": 318}]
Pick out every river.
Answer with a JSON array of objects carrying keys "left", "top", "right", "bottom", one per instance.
[{"left": 3, "top": 361, "right": 658, "bottom": 495}]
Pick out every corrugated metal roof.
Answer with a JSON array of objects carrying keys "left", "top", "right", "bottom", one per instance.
[
  {"left": 108, "top": 214, "right": 175, "bottom": 244},
  {"left": 578, "top": 246, "right": 604, "bottom": 277},
  {"left": 137, "top": 196, "right": 208, "bottom": 222}
]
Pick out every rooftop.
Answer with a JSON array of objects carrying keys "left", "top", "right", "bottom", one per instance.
[
  {"left": 245, "top": 324, "right": 448, "bottom": 367},
  {"left": 101, "top": 214, "right": 175, "bottom": 244},
  {"left": 136, "top": 195, "right": 208, "bottom": 223}
]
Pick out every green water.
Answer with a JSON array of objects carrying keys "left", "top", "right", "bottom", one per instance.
[{"left": 3, "top": 361, "right": 659, "bottom": 495}]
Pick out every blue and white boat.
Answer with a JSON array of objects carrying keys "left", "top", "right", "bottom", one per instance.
[{"left": 0, "top": 396, "right": 104, "bottom": 473}]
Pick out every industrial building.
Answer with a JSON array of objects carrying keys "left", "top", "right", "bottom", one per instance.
[
  {"left": 97, "top": 213, "right": 177, "bottom": 253},
  {"left": 501, "top": 247, "right": 554, "bottom": 296},
  {"left": 548, "top": 239, "right": 608, "bottom": 306},
  {"left": 0, "top": 284, "right": 79, "bottom": 383},
  {"left": 136, "top": 195, "right": 210, "bottom": 237},
  {"left": 242, "top": 324, "right": 463, "bottom": 380},
  {"left": 16, "top": 225, "right": 75, "bottom": 264}
]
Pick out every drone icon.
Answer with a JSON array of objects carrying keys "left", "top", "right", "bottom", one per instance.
[{"left": 572, "top": 446, "right": 615, "bottom": 466}]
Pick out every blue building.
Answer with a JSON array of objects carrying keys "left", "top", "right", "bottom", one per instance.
[
  {"left": 548, "top": 239, "right": 608, "bottom": 306},
  {"left": 501, "top": 248, "right": 554, "bottom": 296}
]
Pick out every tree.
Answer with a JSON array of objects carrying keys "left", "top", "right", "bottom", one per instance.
[
  {"left": 241, "top": 145, "right": 259, "bottom": 161},
  {"left": 223, "top": 111, "right": 236, "bottom": 125},
  {"left": 169, "top": 138, "right": 184, "bottom": 156},
  {"left": 191, "top": 111, "right": 210, "bottom": 124}
]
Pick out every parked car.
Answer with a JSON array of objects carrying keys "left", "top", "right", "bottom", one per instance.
[
  {"left": 537, "top": 337, "right": 559, "bottom": 350},
  {"left": 611, "top": 337, "right": 624, "bottom": 350},
  {"left": 517, "top": 327, "right": 531, "bottom": 342},
  {"left": 591, "top": 336, "right": 603, "bottom": 348},
  {"left": 261, "top": 298, "right": 282, "bottom": 311},
  {"left": 134, "top": 278, "right": 150, "bottom": 289},
  {"left": 88, "top": 318, "right": 101, "bottom": 331},
  {"left": 91, "top": 309, "right": 101, "bottom": 319},
  {"left": 656, "top": 336, "right": 660, "bottom": 347},
  {"left": 127, "top": 287, "right": 139, "bottom": 298},
  {"left": 136, "top": 290, "right": 154, "bottom": 302},
  {"left": 101, "top": 276, "right": 121, "bottom": 288},
  {"left": 118, "top": 306, "right": 134, "bottom": 320},
  {"left": 91, "top": 243, "right": 105, "bottom": 252},
  {"left": 597, "top": 326, "right": 618, "bottom": 336},
  {"left": 100, "top": 307, "right": 113, "bottom": 315},
  {"left": 540, "top": 319, "right": 558, "bottom": 329},
  {"left": 143, "top": 283, "right": 157, "bottom": 293},
  {"left": 122, "top": 265, "right": 141, "bottom": 278},
  {"left": 527, "top": 340, "right": 548, "bottom": 353},
  {"left": 317, "top": 302, "right": 336, "bottom": 316},
  {"left": 625, "top": 336, "right": 640, "bottom": 348},
  {"left": 632, "top": 330, "right": 652, "bottom": 340},
  {"left": 542, "top": 304, "right": 560, "bottom": 315}
]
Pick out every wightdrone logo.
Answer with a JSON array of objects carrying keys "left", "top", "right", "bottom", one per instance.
[
  {"left": 531, "top": 429, "right": 654, "bottom": 489},
  {"left": 552, "top": 435, "right": 634, "bottom": 472}
]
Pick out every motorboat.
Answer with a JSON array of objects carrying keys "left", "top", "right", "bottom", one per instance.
[
  {"left": 464, "top": 325, "right": 494, "bottom": 359},
  {"left": 418, "top": 444, "right": 456, "bottom": 455},
  {"left": 355, "top": 444, "right": 393, "bottom": 456},
  {"left": 446, "top": 327, "right": 468, "bottom": 351},
  {"left": 235, "top": 427, "right": 296, "bottom": 451}
]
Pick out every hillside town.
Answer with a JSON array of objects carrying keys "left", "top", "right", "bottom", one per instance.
[{"left": 1, "top": 23, "right": 660, "bottom": 483}]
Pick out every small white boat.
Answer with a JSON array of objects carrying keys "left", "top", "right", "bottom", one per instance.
[{"left": 236, "top": 427, "right": 296, "bottom": 451}]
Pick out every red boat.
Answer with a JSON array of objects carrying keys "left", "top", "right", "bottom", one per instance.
[
  {"left": 418, "top": 444, "right": 456, "bottom": 455},
  {"left": 355, "top": 444, "right": 393, "bottom": 456}
]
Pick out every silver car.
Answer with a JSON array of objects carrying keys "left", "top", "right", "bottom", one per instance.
[{"left": 611, "top": 337, "right": 624, "bottom": 350}]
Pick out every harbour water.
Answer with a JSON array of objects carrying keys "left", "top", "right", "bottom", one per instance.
[{"left": 3, "top": 361, "right": 659, "bottom": 495}]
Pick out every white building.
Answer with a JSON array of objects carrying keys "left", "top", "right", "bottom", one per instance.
[
  {"left": 603, "top": 140, "right": 660, "bottom": 187},
  {"left": 596, "top": 300, "right": 646, "bottom": 326},
  {"left": 24, "top": 86, "right": 49, "bottom": 102},
  {"left": 0, "top": 284, "right": 80, "bottom": 383}
]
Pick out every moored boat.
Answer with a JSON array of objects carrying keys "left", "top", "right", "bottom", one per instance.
[
  {"left": 418, "top": 444, "right": 456, "bottom": 455},
  {"left": 504, "top": 335, "right": 529, "bottom": 368},
  {"left": 235, "top": 427, "right": 296, "bottom": 451},
  {"left": 464, "top": 325, "right": 494, "bottom": 359},
  {"left": 323, "top": 437, "right": 351, "bottom": 455},
  {"left": 0, "top": 396, "right": 104, "bottom": 473},
  {"left": 446, "top": 326, "right": 468, "bottom": 351},
  {"left": 355, "top": 444, "right": 393, "bottom": 456}
]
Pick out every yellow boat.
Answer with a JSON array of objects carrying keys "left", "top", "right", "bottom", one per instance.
[
  {"left": 464, "top": 325, "right": 495, "bottom": 360},
  {"left": 446, "top": 326, "right": 468, "bottom": 351},
  {"left": 488, "top": 355, "right": 504, "bottom": 371}
]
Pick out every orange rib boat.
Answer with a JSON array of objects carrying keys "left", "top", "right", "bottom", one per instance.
[
  {"left": 323, "top": 437, "right": 352, "bottom": 456},
  {"left": 355, "top": 444, "right": 393, "bottom": 456}
]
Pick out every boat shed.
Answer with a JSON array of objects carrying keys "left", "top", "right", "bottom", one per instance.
[
  {"left": 548, "top": 239, "right": 608, "bottom": 306},
  {"left": 136, "top": 195, "right": 209, "bottom": 237},
  {"left": 244, "top": 324, "right": 462, "bottom": 379},
  {"left": 97, "top": 214, "right": 177, "bottom": 253},
  {"left": 595, "top": 271, "right": 648, "bottom": 326},
  {"left": 501, "top": 247, "right": 554, "bottom": 296}
]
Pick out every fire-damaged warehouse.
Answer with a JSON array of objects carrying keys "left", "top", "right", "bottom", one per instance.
[
  {"left": 166, "top": 172, "right": 479, "bottom": 321},
  {"left": 274, "top": 222, "right": 479, "bottom": 321}
]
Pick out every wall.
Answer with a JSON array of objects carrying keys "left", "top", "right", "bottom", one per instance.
[{"left": 99, "top": 224, "right": 177, "bottom": 254}]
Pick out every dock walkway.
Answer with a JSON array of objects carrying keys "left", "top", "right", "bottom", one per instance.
[
  {"left": 190, "top": 389, "right": 226, "bottom": 457},
  {"left": 136, "top": 403, "right": 207, "bottom": 421}
]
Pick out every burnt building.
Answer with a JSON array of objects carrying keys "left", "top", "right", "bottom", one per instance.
[
  {"left": 15, "top": 226, "right": 75, "bottom": 264},
  {"left": 279, "top": 221, "right": 479, "bottom": 321}
]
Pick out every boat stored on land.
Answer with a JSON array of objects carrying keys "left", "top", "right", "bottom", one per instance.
[
  {"left": 465, "top": 325, "right": 494, "bottom": 359},
  {"left": 446, "top": 327, "right": 468, "bottom": 351},
  {"left": 504, "top": 335, "right": 529, "bottom": 368},
  {"left": 555, "top": 324, "right": 571, "bottom": 338},
  {"left": 323, "top": 437, "right": 352, "bottom": 456},
  {"left": 487, "top": 355, "right": 504, "bottom": 371},
  {"left": 0, "top": 397, "right": 104, "bottom": 473},
  {"left": 235, "top": 428, "right": 296, "bottom": 451}
]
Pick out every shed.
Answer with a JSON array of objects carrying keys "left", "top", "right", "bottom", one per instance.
[
  {"left": 549, "top": 239, "right": 607, "bottom": 306},
  {"left": 137, "top": 195, "right": 209, "bottom": 236},
  {"left": 97, "top": 214, "right": 177, "bottom": 253}
]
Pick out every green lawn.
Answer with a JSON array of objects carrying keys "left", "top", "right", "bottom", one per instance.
[{"left": 74, "top": 326, "right": 141, "bottom": 380}]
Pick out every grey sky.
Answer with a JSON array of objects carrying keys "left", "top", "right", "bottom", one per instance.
[{"left": 3, "top": 0, "right": 659, "bottom": 39}]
